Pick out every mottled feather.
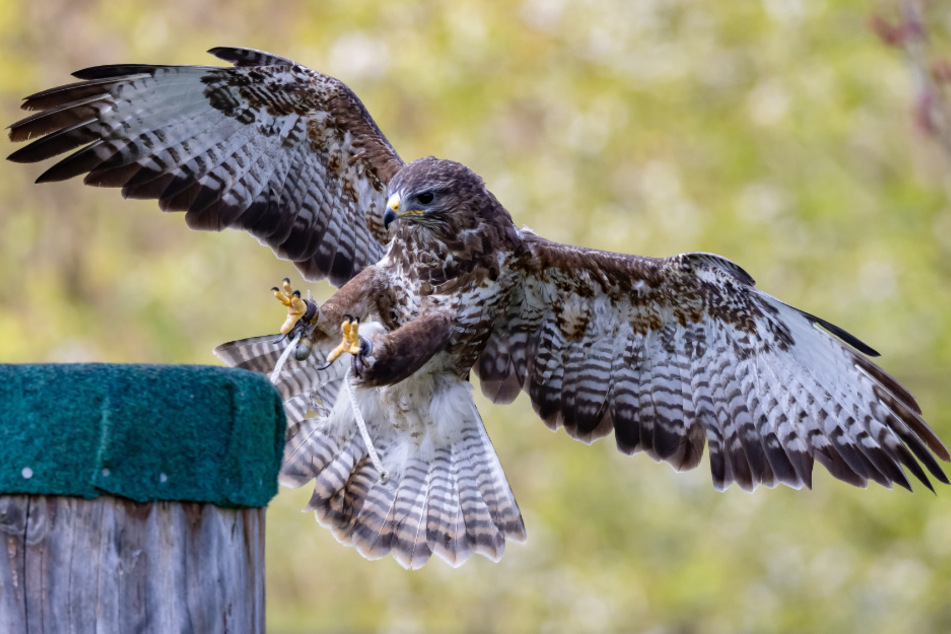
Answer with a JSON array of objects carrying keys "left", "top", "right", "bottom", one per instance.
[
  {"left": 11, "top": 49, "right": 949, "bottom": 570},
  {"left": 476, "top": 235, "right": 949, "bottom": 492},
  {"left": 8, "top": 47, "right": 401, "bottom": 286}
]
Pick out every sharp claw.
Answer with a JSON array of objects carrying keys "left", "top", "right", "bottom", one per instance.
[
  {"left": 322, "top": 316, "right": 369, "bottom": 369},
  {"left": 272, "top": 278, "right": 317, "bottom": 335}
]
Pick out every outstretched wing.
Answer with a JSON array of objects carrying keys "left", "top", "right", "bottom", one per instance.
[
  {"left": 477, "top": 233, "right": 950, "bottom": 492},
  {"left": 7, "top": 47, "right": 403, "bottom": 285},
  {"left": 214, "top": 332, "right": 348, "bottom": 440}
]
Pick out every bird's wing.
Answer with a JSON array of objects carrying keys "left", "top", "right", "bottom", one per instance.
[
  {"left": 477, "top": 233, "right": 949, "bottom": 492},
  {"left": 214, "top": 330, "right": 350, "bottom": 440},
  {"left": 8, "top": 47, "right": 402, "bottom": 286}
]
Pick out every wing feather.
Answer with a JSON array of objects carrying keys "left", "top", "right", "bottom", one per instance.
[
  {"left": 476, "top": 233, "right": 949, "bottom": 492},
  {"left": 8, "top": 48, "right": 403, "bottom": 286}
]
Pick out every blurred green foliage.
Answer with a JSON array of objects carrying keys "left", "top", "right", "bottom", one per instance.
[{"left": 2, "top": 1, "right": 951, "bottom": 632}]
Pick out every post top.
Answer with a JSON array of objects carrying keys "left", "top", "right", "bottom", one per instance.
[{"left": 0, "top": 363, "right": 286, "bottom": 508}]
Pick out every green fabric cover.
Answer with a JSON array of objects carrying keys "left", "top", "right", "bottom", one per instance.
[{"left": 0, "top": 364, "right": 286, "bottom": 508}]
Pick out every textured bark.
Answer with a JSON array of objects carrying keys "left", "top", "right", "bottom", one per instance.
[{"left": 0, "top": 495, "right": 264, "bottom": 633}]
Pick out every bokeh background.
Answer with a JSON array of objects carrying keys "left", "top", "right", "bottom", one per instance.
[{"left": 3, "top": 1, "right": 951, "bottom": 632}]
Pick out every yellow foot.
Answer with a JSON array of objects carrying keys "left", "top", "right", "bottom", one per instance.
[
  {"left": 272, "top": 278, "right": 308, "bottom": 335},
  {"left": 324, "top": 315, "right": 363, "bottom": 366}
]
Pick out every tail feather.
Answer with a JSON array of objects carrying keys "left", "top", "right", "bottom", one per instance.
[
  {"left": 215, "top": 335, "right": 345, "bottom": 436},
  {"left": 454, "top": 463, "right": 505, "bottom": 561},
  {"left": 286, "top": 372, "right": 524, "bottom": 568},
  {"left": 465, "top": 420, "right": 528, "bottom": 540},
  {"left": 390, "top": 461, "right": 434, "bottom": 569},
  {"left": 349, "top": 477, "right": 401, "bottom": 560},
  {"left": 426, "top": 449, "right": 469, "bottom": 565},
  {"left": 216, "top": 332, "right": 525, "bottom": 568},
  {"left": 281, "top": 417, "right": 349, "bottom": 488},
  {"left": 317, "top": 456, "right": 376, "bottom": 539}
]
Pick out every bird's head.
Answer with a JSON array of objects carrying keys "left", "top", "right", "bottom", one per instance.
[{"left": 384, "top": 156, "right": 510, "bottom": 235}]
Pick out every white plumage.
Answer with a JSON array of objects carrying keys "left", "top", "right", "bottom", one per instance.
[{"left": 266, "top": 331, "right": 526, "bottom": 568}]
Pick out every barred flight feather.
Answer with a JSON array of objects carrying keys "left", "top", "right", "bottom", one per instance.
[
  {"left": 214, "top": 334, "right": 346, "bottom": 436},
  {"left": 8, "top": 48, "right": 401, "bottom": 286},
  {"left": 290, "top": 369, "right": 524, "bottom": 568},
  {"left": 477, "top": 234, "right": 949, "bottom": 493}
]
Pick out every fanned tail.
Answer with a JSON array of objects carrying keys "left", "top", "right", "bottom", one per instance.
[
  {"left": 215, "top": 332, "right": 525, "bottom": 568},
  {"left": 280, "top": 372, "right": 526, "bottom": 569}
]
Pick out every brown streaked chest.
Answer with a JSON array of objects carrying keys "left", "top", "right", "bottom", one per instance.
[{"left": 379, "top": 233, "right": 521, "bottom": 367}]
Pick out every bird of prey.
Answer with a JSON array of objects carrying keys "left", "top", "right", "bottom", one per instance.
[{"left": 9, "top": 47, "right": 949, "bottom": 569}]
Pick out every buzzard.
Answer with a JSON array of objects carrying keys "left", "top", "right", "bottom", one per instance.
[{"left": 9, "top": 47, "right": 949, "bottom": 569}]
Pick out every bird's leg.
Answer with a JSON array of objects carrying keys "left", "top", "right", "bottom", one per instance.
[
  {"left": 325, "top": 315, "right": 362, "bottom": 364},
  {"left": 271, "top": 278, "right": 320, "bottom": 361},
  {"left": 320, "top": 315, "right": 374, "bottom": 377},
  {"left": 272, "top": 278, "right": 313, "bottom": 334}
]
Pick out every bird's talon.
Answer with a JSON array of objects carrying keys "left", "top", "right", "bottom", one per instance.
[
  {"left": 272, "top": 279, "right": 314, "bottom": 335},
  {"left": 323, "top": 315, "right": 367, "bottom": 368}
]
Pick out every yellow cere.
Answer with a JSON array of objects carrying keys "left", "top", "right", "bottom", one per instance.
[{"left": 386, "top": 194, "right": 400, "bottom": 211}]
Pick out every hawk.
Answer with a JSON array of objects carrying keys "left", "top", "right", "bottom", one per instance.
[{"left": 9, "top": 47, "right": 949, "bottom": 569}]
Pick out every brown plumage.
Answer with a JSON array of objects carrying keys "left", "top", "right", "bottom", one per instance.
[{"left": 9, "top": 47, "right": 949, "bottom": 569}]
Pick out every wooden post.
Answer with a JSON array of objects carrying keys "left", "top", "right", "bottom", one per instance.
[{"left": 0, "top": 364, "right": 286, "bottom": 634}]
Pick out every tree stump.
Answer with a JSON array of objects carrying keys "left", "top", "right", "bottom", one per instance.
[{"left": 0, "top": 364, "right": 286, "bottom": 634}]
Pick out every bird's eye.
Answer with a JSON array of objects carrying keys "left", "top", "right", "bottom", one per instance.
[{"left": 417, "top": 191, "right": 435, "bottom": 205}]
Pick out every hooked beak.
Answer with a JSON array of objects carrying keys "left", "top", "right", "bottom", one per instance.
[
  {"left": 383, "top": 193, "right": 423, "bottom": 230},
  {"left": 384, "top": 193, "right": 401, "bottom": 230}
]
